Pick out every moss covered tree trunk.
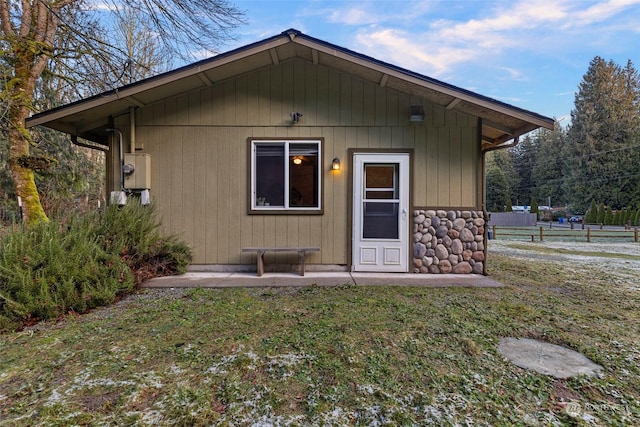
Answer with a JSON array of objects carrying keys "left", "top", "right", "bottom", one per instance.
[
  {"left": 7, "top": 112, "right": 48, "bottom": 224},
  {"left": 7, "top": 49, "right": 48, "bottom": 223},
  {"left": 1, "top": 0, "right": 72, "bottom": 224}
]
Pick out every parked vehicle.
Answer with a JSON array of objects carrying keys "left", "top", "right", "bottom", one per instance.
[{"left": 569, "top": 216, "right": 583, "bottom": 223}]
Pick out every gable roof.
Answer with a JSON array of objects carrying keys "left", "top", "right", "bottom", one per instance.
[{"left": 27, "top": 29, "right": 555, "bottom": 149}]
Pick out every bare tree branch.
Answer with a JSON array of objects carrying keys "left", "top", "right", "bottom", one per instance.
[{"left": 0, "top": 1, "right": 15, "bottom": 36}]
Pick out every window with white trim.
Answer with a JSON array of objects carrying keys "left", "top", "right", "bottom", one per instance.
[{"left": 250, "top": 139, "right": 322, "bottom": 212}]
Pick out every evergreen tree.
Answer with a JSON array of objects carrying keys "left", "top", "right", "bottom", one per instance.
[
  {"left": 563, "top": 57, "right": 640, "bottom": 212},
  {"left": 509, "top": 135, "right": 536, "bottom": 206},
  {"left": 486, "top": 166, "right": 510, "bottom": 212},
  {"left": 586, "top": 200, "right": 598, "bottom": 223},
  {"left": 530, "top": 197, "right": 539, "bottom": 214},
  {"left": 506, "top": 199, "right": 513, "bottom": 212},
  {"left": 605, "top": 206, "right": 614, "bottom": 225},
  {"left": 486, "top": 150, "right": 517, "bottom": 202},
  {"left": 597, "top": 203, "right": 606, "bottom": 224},
  {"left": 531, "top": 127, "right": 567, "bottom": 207},
  {"left": 624, "top": 207, "right": 634, "bottom": 226}
]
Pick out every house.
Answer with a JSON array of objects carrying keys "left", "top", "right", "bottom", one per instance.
[{"left": 27, "top": 29, "right": 554, "bottom": 274}]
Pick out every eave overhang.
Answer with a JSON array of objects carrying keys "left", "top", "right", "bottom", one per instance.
[{"left": 26, "top": 29, "right": 555, "bottom": 147}]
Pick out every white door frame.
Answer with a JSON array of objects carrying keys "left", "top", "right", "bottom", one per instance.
[{"left": 351, "top": 152, "right": 410, "bottom": 272}]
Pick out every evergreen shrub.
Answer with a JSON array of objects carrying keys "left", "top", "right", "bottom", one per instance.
[{"left": 0, "top": 202, "right": 192, "bottom": 331}]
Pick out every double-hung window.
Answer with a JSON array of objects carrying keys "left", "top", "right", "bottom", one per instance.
[{"left": 249, "top": 139, "right": 322, "bottom": 213}]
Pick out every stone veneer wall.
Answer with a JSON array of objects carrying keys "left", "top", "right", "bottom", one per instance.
[{"left": 413, "top": 210, "right": 486, "bottom": 274}]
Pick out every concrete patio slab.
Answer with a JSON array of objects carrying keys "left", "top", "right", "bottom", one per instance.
[{"left": 142, "top": 272, "right": 503, "bottom": 289}]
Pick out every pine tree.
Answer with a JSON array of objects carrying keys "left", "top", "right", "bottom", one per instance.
[
  {"left": 486, "top": 150, "right": 517, "bottom": 203},
  {"left": 530, "top": 198, "right": 539, "bottom": 214},
  {"left": 605, "top": 206, "right": 614, "bottom": 225},
  {"left": 486, "top": 166, "right": 510, "bottom": 212},
  {"left": 509, "top": 135, "right": 536, "bottom": 206},
  {"left": 531, "top": 127, "right": 567, "bottom": 207},
  {"left": 597, "top": 203, "right": 606, "bottom": 224},
  {"left": 624, "top": 207, "right": 634, "bottom": 226},
  {"left": 563, "top": 57, "right": 640, "bottom": 212},
  {"left": 586, "top": 200, "right": 598, "bottom": 223}
]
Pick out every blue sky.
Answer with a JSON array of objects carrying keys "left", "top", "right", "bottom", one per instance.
[{"left": 224, "top": 0, "right": 640, "bottom": 124}]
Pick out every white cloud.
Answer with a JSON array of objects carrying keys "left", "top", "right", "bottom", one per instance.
[
  {"left": 568, "top": 0, "right": 640, "bottom": 27},
  {"left": 432, "top": 0, "right": 569, "bottom": 49},
  {"left": 352, "top": 0, "right": 640, "bottom": 76},
  {"left": 86, "top": 0, "right": 120, "bottom": 12},
  {"left": 328, "top": 6, "right": 381, "bottom": 25},
  {"left": 319, "top": 0, "right": 435, "bottom": 26},
  {"left": 498, "top": 67, "right": 527, "bottom": 81},
  {"left": 355, "top": 28, "right": 476, "bottom": 76}
]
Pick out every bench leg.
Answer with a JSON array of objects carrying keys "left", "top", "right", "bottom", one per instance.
[
  {"left": 299, "top": 250, "right": 305, "bottom": 276},
  {"left": 257, "top": 250, "right": 265, "bottom": 276}
]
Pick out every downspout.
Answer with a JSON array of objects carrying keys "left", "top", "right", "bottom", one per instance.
[
  {"left": 105, "top": 128, "right": 125, "bottom": 191},
  {"left": 481, "top": 131, "right": 520, "bottom": 276},
  {"left": 129, "top": 107, "right": 136, "bottom": 153}
]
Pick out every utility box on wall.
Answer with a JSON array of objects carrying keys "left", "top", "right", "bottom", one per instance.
[{"left": 123, "top": 153, "right": 151, "bottom": 190}]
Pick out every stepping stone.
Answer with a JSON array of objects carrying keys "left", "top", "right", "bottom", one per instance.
[{"left": 498, "top": 338, "right": 603, "bottom": 379}]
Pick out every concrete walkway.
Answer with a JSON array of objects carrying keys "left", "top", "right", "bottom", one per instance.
[{"left": 143, "top": 272, "right": 503, "bottom": 288}]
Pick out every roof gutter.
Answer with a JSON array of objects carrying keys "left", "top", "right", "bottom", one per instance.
[
  {"left": 71, "top": 136, "right": 109, "bottom": 153},
  {"left": 482, "top": 135, "right": 520, "bottom": 153}
]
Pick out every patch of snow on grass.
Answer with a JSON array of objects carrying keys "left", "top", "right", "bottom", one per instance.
[
  {"left": 139, "top": 410, "right": 164, "bottom": 425},
  {"left": 44, "top": 389, "right": 63, "bottom": 406},
  {"left": 132, "top": 371, "right": 164, "bottom": 389},
  {"left": 265, "top": 353, "right": 313, "bottom": 378},
  {"left": 489, "top": 240, "right": 640, "bottom": 290},
  {"left": 167, "top": 364, "right": 185, "bottom": 375}
]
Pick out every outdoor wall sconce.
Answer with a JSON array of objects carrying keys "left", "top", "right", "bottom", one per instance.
[
  {"left": 332, "top": 157, "right": 341, "bottom": 171},
  {"left": 290, "top": 112, "right": 303, "bottom": 123},
  {"left": 409, "top": 105, "right": 425, "bottom": 122}
]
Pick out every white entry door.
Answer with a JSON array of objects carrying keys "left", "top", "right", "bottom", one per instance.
[{"left": 352, "top": 153, "right": 410, "bottom": 272}]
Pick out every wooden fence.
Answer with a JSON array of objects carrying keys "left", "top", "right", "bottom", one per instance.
[{"left": 490, "top": 226, "right": 640, "bottom": 243}]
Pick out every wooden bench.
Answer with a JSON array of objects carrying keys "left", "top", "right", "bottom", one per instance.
[{"left": 242, "top": 247, "right": 320, "bottom": 276}]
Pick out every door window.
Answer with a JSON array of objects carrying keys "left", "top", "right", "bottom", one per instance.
[{"left": 362, "top": 164, "right": 399, "bottom": 239}]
